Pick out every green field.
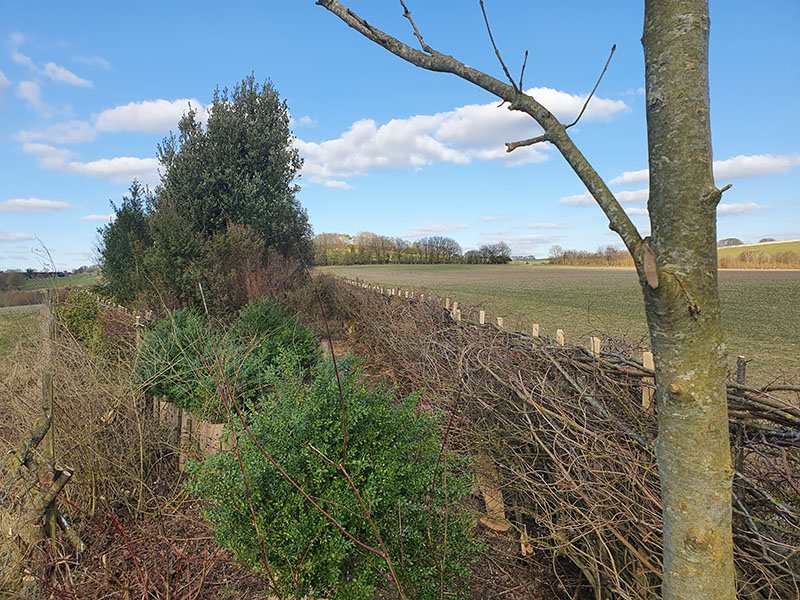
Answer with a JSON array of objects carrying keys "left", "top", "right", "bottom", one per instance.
[
  {"left": 20, "top": 272, "right": 102, "bottom": 290},
  {"left": 0, "top": 305, "right": 43, "bottom": 360},
  {"left": 717, "top": 239, "right": 800, "bottom": 257},
  {"left": 321, "top": 264, "right": 800, "bottom": 384}
]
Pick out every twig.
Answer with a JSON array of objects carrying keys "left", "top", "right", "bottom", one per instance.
[
  {"left": 479, "top": 0, "right": 520, "bottom": 93},
  {"left": 565, "top": 44, "right": 616, "bottom": 129}
]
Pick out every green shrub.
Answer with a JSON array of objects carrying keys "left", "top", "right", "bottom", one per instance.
[
  {"left": 57, "top": 290, "right": 107, "bottom": 354},
  {"left": 136, "top": 299, "right": 318, "bottom": 420},
  {"left": 187, "top": 354, "right": 479, "bottom": 599}
]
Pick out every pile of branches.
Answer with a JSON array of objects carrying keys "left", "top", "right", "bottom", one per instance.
[{"left": 322, "top": 276, "right": 800, "bottom": 600}]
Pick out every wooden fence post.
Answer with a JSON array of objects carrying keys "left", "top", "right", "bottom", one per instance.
[
  {"left": 590, "top": 336, "right": 601, "bottom": 356},
  {"left": 455, "top": 308, "right": 462, "bottom": 322},
  {"left": 556, "top": 329, "right": 565, "bottom": 346},
  {"left": 532, "top": 323, "right": 540, "bottom": 338},
  {"left": 642, "top": 351, "right": 655, "bottom": 410},
  {"left": 497, "top": 316, "right": 504, "bottom": 329},
  {"left": 476, "top": 454, "right": 511, "bottom": 532},
  {"left": 736, "top": 356, "right": 746, "bottom": 384},
  {"left": 479, "top": 310, "right": 485, "bottom": 325},
  {"left": 445, "top": 298, "right": 451, "bottom": 310}
]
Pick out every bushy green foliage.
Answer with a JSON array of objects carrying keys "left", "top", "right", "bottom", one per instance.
[
  {"left": 57, "top": 290, "right": 107, "bottom": 354},
  {"left": 187, "top": 354, "right": 478, "bottom": 599},
  {"left": 136, "top": 299, "right": 318, "bottom": 420}
]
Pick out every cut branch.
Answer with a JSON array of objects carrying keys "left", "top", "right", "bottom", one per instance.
[{"left": 506, "top": 133, "right": 549, "bottom": 152}]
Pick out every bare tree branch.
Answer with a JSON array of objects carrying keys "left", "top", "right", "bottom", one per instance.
[
  {"left": 505, "top": 133, "right": 548, "bottom": 152},
  {"left": 479, "top": 0, "right": 519, "bottom": 92},
  {"left": 565, "top": 44, "right": 617, "bottom": 129},
  {"left": 398, "top": 0, "right": 430, "bottom": 53},
  {"left": 316, "top": 0, "right": 643, "bottom": 260},
  {"left": 518, "top": 49, "right": 528, "bottom": 91}
]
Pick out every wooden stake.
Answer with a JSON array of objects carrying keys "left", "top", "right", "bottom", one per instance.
[
  {"left": 532, "top": 323, "right": 540, "bottom": 338},
  {"left": 497, "top": 316, "right": 504, "bottom": 329},
  {"left": 590, "top": 336, "right": 602, "bottom": 356},
  {"left": 736, "top": 356, "right": 746, "bottom": 384},
  {"left": 445, "top": 297, "right": 451, "bottom": 310},
  {"left": 479, "top": 310, "right": 485, "bottom": 325},
  {"left": 642, "top": 351, "right": 655, "bottom": 410},
  {"left": 476, "top": 454, "right": 511, "bottom": 532},
  {"left": 556, "top": 329, "right": 565, "bottom": 346}
]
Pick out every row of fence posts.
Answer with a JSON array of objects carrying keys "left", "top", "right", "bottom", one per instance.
[{"left": 343, "top": 277, "right": 749, "bottom": 542}]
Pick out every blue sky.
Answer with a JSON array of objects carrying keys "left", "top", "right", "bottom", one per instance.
[{"left": 1, "top": 0, "right": 798, "bottom": 270}]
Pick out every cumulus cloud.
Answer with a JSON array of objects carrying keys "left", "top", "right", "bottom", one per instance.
[
  {"left": 609, "top": 153, "right": 800, "bottom": 186},
  {"left": 15, "top": 120, "right": 96, "bottom": 144},
  {"left": 322, "top": 180, "right": 352, "bottom": 189},
  {"left": 42, "top": 62, "right": 92, "bottom": 87},
  {"left": 298, "top": 86, "right": 627, "bottom": 183},
  {"left": 95, "top": 98, "right": 207, "bottom": 133},
  {"left": 717, "top": 202, "right": 767, "bottom": 216},
  {"left": 624, "top": 207, "right": 649, "bottom": 216},
  {"left": 397, "top": 222, "right": 469, "bottom": 239},
  {"left": 81, "top": 214, "right": 115, "bottom": 222},
  {"left": 0, "top": 198, "right": 75, "bottom": 213},
  {"left": 0, "top": 232, "right": 35, "bottom": 243},
  {"left": 22, "top": 143, "right": 159, "bottom": 185},
  {"left": 11, "top": 49, "right": 36, "bottom": 70},
  {"left": 559, "top": 188, "right": 648, "bottom": 206}
]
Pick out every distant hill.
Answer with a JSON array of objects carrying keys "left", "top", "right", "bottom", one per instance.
[{"left": 716, "top": 238, "right": 800, "bottom": 257}]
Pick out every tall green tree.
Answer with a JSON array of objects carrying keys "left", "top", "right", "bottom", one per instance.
[
  {"left": 98, "top": 180, "right": 152, "bottom": 304},
  {"left": 318, "top": 1, "right": 735, "bottom": 598},
  {"left": 152, "top": 75, "right": 311, "bottom": 258}
]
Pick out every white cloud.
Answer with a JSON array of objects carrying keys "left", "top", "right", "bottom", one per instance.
[
  {"left": 513, "top": 221, "right": 570, "bottom": 229},
  {"left": 559, "top": 188, "right": 648, "bottom": 206},
  {"left": 0, "top": 70, "right": 9, "bottom": 94},
  {"left": 16, "top": 80, "right": 51, "bottom": 115},
  {"left": 42, "top": 62, "right": 92, "bottom": 87},
  {"left": 610, "top": 153, "right": 800, "bottom": 186},
  {"left": 15, "top": 120, "right": 96, "bottom": 144},
  {"left": 22, "top": 143, "right": 159, "bottom": 185},
  {"left": 609, "top": 168, "right": 648, "bottom": 186},
  {"left": 397, "top": 222, "right": 469, "bottom": 239},
  {"left": 624, "top": 207, "right": 649, "bottom": 216},
  {"left": 0, "top": 198, "right": 75, "bottom": 213},
  {"left": 297, "top": 86, "right": 627, "bottom": 183},
  {"left": 322, "top": 179, "right": 352, "bottom": 189},
  {"left": 717, "top": 202, "right": 767, "bottom": 216},
  {"left": 11, "top": 50, "right": 36, "bottom": 70},
  {"left": 298, "top": 115, "right": 316, "bottom": 126},
  {"left": 714, "top": 154, "right": 800, "bottom": 180},
  {"left": 81, "top": 214, "right": 115, "bottom": 222},
  {"left": 482, "top": 233, "right": 562, "bottom": 255},
  {"left": 9, "top": 32, "right": 25, "bottom": 46},
  {"left": 95, "top": 98, "right": 207, "bottom": 133},
  {"left": 0, "top": 232, "right": 35, "bottom": 243},
  {"left": 72, "top": 55, "right": 111, "bottom": 70}
]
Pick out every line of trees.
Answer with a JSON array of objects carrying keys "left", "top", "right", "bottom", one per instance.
[
  {"left": 547, "top": 244, "right": 634, "bottom": 267},
  {"left": 314, "top": 232, "right": 511, "bottom": 265}
]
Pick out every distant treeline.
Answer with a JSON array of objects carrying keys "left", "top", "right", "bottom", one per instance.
[
  {"left": 718, "top": 250, "right": 799, "bottom": 269},
  {"left": 314, "top": 232, "right": 511, "bottom": 265},
  {"left": 547, "top": 245, "right": 635, "bottom": 267}
]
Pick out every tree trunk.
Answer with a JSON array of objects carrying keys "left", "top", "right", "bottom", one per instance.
[{"left": 642, "top": 1, "right": 735, "bottom": 598}]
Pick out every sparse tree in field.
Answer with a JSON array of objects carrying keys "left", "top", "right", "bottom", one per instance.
[
  {"left": 717, "top": 237, "right": 743, "bottom": 247},
  {"left": 318, "top": 1, "right": 735, "bottom": 598}
]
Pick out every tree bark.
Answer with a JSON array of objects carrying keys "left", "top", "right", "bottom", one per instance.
[{"left": 642, "top": 1, "right": 735, "bottom": 598}]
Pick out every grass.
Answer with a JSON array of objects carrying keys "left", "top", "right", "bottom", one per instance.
[
  {"left": 717, "top": 239, "right": 800, "bottom": 258},
  {"left": 20, "top": 272, "right": 102, "bottom": 290},
  {"left": 0, "top": 304, "right": 43, "bottom": 360},
  {"left": 320, "top": 264, "right": 800, "bottom": 384}
]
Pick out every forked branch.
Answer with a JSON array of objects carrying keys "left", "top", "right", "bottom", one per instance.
[{"left": 316, "top": 0, "right": 643, "bottom": 261}]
